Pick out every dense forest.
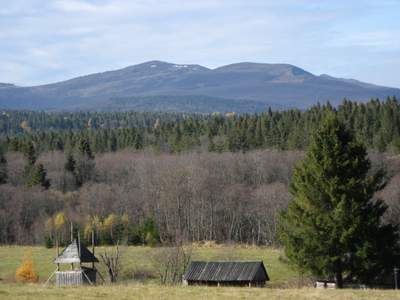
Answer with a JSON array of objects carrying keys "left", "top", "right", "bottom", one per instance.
[
  {"left": 1, "top": 98, "right": 400, "bottom": 247},
  {"left": 1, "top": 97, "right": 400, "bottom": 154}
]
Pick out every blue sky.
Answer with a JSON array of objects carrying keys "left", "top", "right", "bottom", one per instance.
[{"left": 0, "top": 0, "right": 399, "bottom": 87}]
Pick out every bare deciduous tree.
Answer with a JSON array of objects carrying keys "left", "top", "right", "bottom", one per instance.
[
  {"left": 100, "top": 243, "right": 122, "bottom": 283},
  {"left": 151, "top": 243, "right": 192, "bottom": 285}
]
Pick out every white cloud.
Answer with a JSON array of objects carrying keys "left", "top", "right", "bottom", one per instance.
[{"left": 0, "top": 0, "right": 399, "bottom": 87}]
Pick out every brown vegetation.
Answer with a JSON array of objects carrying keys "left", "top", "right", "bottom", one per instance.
[
  {"left": 0, "top": 149, "right": 396, "bottom": 246},
  {"left": 15, "top": 253, "right": 39, "bottom": 283}
]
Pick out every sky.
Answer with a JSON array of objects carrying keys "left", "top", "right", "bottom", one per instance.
[{"left": 0, "top": 0, "right": 399, "bottom": 87}]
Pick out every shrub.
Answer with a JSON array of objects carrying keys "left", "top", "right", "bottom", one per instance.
[
  {"left": 44, "top": 235, "right": 53, "bottom": 248},
  {"left": 151, "top": 244, "right": 192, "bottom": 285},
  {"left": 15, "top": 253, "right": 39, "bottom": 283}
]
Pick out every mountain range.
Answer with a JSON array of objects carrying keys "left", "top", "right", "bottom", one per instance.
[{"left": 0, "top": 60, "right": 399, "bottom": 113}]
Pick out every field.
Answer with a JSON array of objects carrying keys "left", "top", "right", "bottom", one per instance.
[
  {"left": 1, "top": 284, "right": 399, "bottom": 300},
  {"left": 0, "top": 245, "right": 398, "bottom": 299}
]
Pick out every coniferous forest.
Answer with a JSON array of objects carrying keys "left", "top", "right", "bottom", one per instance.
[
  {"left": 1, "top": 98, "right": 400, "bottom": 247},
  {"left": 1, "top": 97, "right": 400, "bottom": 154}
]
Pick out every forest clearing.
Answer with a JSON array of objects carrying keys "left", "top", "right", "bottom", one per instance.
[{"left": 0, "top": 245, "right": 399, "bottom": 300}]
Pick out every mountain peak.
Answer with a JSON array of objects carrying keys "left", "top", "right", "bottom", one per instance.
[
  {"left": 124, "top": 60, "right": 209, "bottom": 72},
  {"left": 0, "top": 60, "right": 399, "bottom": 112}
]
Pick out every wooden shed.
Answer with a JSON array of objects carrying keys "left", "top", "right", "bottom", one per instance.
[
  {"left": 46, "top": 238, "right": 103, "bottom": 286},
  {"left": 183, "top": 261, "right": 269, "bottom": 287}
]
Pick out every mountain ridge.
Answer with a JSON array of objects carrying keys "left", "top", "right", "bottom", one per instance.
[{"left": 0, "top": 60, "right": 399, "bottom": 112}]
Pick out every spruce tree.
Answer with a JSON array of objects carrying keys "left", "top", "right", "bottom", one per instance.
[
  {"left": 0, "top": 147, "right": 7, "bottom": 184},
  {"left": 134, "top": 132, "right": 144, "bottom": 150},
  {"left": 280, "top": 113, "right": 399, "bottom": 287},
  {"left": 78, "top": 138, "right": 94, "bottom": 159},
  {"left": 75, "top": 137, "right": 95, "bottom": 187},
  {"left": 64, "top": 153, "right": 76, "bottom": 173},
  {"left": 24, "top": 141, "right": 36, "bottom": 166},
  {"left": 25, "top": 163, "right": 50, "bottom": 189}
]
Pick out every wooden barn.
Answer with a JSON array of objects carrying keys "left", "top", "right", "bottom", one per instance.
[
  {"left": 46, "top": 238, "right": 103, "bottom": 286},
  {"left": 183, "top": 261, "right": 269, "bottom": 287}
]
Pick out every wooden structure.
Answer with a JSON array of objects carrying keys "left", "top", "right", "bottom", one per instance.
[
  {"left": 315, "top": 280, "right": 337, "bottom": 289},
  {"left": 183, "top": 261, "right": 269, "bottom": 287},
  {"left": 46, "top": 235, "right": 103, "bottom": 286}
]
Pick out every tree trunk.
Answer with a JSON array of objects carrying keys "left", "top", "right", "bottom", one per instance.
[{"left": 335, "top": 266, "right": 343, "bottom": 288}]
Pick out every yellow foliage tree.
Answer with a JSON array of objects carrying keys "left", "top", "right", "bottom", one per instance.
[
  {"left": 54, "top": 212, "right": 66, "bottom": 231},
  {"left": 45, "top": 217, "right": 54, "bottom": 235},
  {"left": 103, "top": 213, "right": 118, "bottom": 241},
  {"left": 84, "top": 215, "right": 103, "bottom": 241},
  {"left": 54, "top": 212, "right": 66, "bottom": 245},
  {"left": 121, "top": 213, "right": 129, "bottom": 227},
  {"left": 15, "top": 253, "right": 39, "bottom": 283}
]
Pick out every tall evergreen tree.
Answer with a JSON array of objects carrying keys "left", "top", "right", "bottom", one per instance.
[
  {"left": 24, "top": 141, "right": 36, "bottom": 166},
  {"left": 78, "top": 137, "right": 94, "bottom": 159},
  {"left": 75, "top": 137, "right": 95, "bottom": 187},
  {"left": 280, "top": 114, "right": 399, "bottom": 287},
  {"left": 25, "top": 163, "right": 50, "bottom": 189},
  {"left": 64, "top": 153, "right": 76, "bottom": 173},
  {"left": 0, "top": 147, "right": 7, "bottom": 184}
]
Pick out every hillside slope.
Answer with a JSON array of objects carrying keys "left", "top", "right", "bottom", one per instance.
[{"left": 0, "top": 61, "right": 399, "bottom": 112}]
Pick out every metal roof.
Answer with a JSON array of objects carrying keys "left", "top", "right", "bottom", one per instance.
[
  {"left": 54, "top": 239, "right": 99, "bottom": 264},
  {"left": 183, "top": 261, "right": 269, "bottom": 282}
]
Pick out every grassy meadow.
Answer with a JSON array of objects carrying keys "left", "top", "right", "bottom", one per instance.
[
  {"left": 1, "top": 284, "right": 399, "bottom": 300},
  {"left": 0, "top": 245, "right": 397, "bottom": 299},
  {"left": 0, "top": 245, "right": 297, "bottom": 286}
]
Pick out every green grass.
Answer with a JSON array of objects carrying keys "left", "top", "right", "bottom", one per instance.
[
  {"left": 0, "top": 245, "right": 396, "bottom": 299},
  {"left": 0, "top": 245, "right": 297, "bottom": 286}
]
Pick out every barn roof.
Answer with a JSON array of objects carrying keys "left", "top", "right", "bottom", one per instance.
[
  {"left": 54, "top": 239, "right": 99, "bottom": 264},
  {"left": 183, "top": 261, "right": 269, "bottom": 282}
]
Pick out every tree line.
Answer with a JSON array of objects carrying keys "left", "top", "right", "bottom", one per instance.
[{"left": 1, "top": 97, "right": 400, "bottom": 154}]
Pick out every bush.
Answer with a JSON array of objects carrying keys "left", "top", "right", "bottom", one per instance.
[
  {"left": 141, "top": 217, "right": 160, "bottom": 246},
  {"left": 151, "top": 244, "right": 192, "bottom": 285},
  {"left": 15, "top": 253, "right": 39, "bottom": 283}
]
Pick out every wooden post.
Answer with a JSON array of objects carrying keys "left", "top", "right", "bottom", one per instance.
[
  {"left": 78, "top": 232, "right": 81, "bottom": 255},
  {"left": 78, "top": 231, "right": 81, "bottom": 270},
  {"left": 70, "top": 222, "right": 73, "bottom": 242},
  {"left": 56, "top": 234, "right": 60, "bottom": 271},
  {"left": 56, "top": 233, "right": 59, "bottom": 256},
  {"left": 92, "top": 230, "right": 95, "bottom": 269}
]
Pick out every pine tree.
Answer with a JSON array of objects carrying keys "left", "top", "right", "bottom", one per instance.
[
  {"left": 279, "top": 113, "right": 399, "bottom": 287},
  {"left": 78, "top": 137, "right": 94, "bottom": 159},
  {"left": 75, "top": 137, "right": 95, "bottom": 187},
  {"left": 25, "top": 163, "right": 50, "bottom": 189},
  {"left": 134, "top": 132, "right": 144, "bottom": 150},
  {"left": 24, "top": 141, "right": 36, "bottom": 166},
  {"left": 64, "top": 153, "right": 76, "bottom": 173},
  {"left": 254, "top": 117, "right": 264, "bottom": 147},
  {"left": 0, "top": 147, "right": 7, "bottom": 184}
]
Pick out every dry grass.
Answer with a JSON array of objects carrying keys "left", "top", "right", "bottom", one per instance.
[
  {"left": 0, "top": 245, "right": 395, "bottom": 299},
  {"left": 0, "top": 283, "right": 398, "bottom": 300}
]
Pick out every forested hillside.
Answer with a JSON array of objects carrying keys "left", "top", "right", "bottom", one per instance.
[
  {"left": 1, "top": 97, "right": 400, "bottom": 154},
  {"left": 1, "top": 98, "right": 400, "bottom": 246}
]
